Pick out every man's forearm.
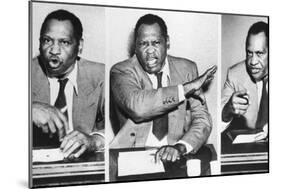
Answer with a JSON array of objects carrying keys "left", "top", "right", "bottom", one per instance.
[
  {"left": 113, "top": 85, "right": 181, "bottom": 122},
  {"left": 183, "top": 81, "right": 197, "bottom": 97}
]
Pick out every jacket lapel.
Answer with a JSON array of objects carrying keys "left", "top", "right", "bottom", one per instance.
[
  {"left": 130, "top": 56, "right": 154, "bottom": 146},
  {"left": 244, "top": 73, "right": 259, "bottom": 128},
  {"left": 32, "top": 58, "right": 50, "bottom": 104},
  {"left": 73, "top": 61, "right": 97, "bottom": 134},
  {"left": 133, "top": 56, "right": 154, "bottom": 90}
]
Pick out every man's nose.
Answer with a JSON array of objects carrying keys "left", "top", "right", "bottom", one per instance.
[
  {"left": 50, "top": 42, "right": 61, "bottom": 55},
  {"left": 146, "top": 45, "right": 156, "bottom": 54},
  {"left": 249, "top": 54, "right": 258, "bottom": 66}
]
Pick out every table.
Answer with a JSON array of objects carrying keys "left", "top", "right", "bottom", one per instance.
[
  {"left": 221, "top": 131, "right": 269, "bottom": 175},
  {"left": 109, "top": 144, "right": 217, "bottom": 182},
  {"left": 32, "top": 150, "right": 105, "bottom": 188}
]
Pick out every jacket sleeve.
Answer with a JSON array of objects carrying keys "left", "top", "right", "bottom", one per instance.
[
  {"left": 221, "top": 68, "right": 236, "bottom": 112},
  {"left": 93, "top": 79, "right": 105, "bottom": 134},
  {"left": 110, "top": 65, "right": 182, "bottom": 123}
]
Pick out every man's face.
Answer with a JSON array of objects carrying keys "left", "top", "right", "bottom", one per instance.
[
  {"left": 135, "top": 23, "right": 169, "bottom": 74},
  {"left": 39, "top": 19, "right": 82, "bottom": 78},
  {"left": 246, "top": 32, "right": 268, "bottom": 82}
]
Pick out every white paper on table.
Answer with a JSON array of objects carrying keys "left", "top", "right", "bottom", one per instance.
[
  {"left": 118, "top": 149, "right": 165, "bottom": 176},
  {"left": 33, "top": 148, "right": 64, "bottom": 162},
  {"left": 233, "top": 132, "right": 267, "bottom": 144}
]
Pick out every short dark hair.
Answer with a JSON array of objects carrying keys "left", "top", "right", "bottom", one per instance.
[
  {"left": 246, "top": 21, "right": 268, "bottom": 47},
  {"left": 134, "top": 14, "right": 168, "bottom": 42},
  {"left": 40, "top": 9, "right": 83, "bottom": 41}
]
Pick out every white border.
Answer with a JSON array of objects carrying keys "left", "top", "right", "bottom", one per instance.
[{"left": 1, "top": 0, "right": 279, "bottom": 189}]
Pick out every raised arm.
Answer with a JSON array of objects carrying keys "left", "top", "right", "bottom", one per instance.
[{"left": 111, "top": 65, "right": 180, "bottom": 123}]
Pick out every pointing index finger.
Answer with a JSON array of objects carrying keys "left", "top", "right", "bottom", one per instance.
[{"left": 56, "top": 110, "right": 69, "bottom": 140}]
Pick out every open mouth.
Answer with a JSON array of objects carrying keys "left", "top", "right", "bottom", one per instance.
[
  {"left": 48, "top": 57, "right": 62, "bottom": 69},
  {"left": 146, "top": 57, "right": 158, "bottom": 67}
]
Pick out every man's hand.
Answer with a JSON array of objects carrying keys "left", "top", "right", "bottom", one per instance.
[
  {"left": 32, "top": 102, "right": 68, "bottom": 140},
  {"left": 155, "top": 144, "right": 187, "bottom": 163},
  {"left": 60, "top": 130, "right": 104, "bottom": 158},
  {"left": 192, "top": 65, "right": 217, "bottom": 91},
  {"left": 222, "top": 90, "right": 250, "bottom": 122},
  {"left": 183, "top": 65, "right": 217, "bottom": 104}
]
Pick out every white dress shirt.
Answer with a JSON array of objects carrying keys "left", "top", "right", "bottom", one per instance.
[
  {"left": 145, "top": 58, "right": 193, "bottom": 153},
  {"left": 48, "top": 64, "right": 78, "bottom": 133},
  {"left": 48, "top": 63, "right": 104, "bottom": 138}
]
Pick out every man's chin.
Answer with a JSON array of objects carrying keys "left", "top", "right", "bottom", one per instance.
[
  {"left": 146, "top": 67, "right": 161, "bottom": 74},
  {"left": 145, "top": 63, "right": 163, "bottom": 73},
  {"left": 46, "top": 68, "right": 63, "bottom": 78},
  {"left": 251, "top": 73, "right": 266, "bottom": 82}
]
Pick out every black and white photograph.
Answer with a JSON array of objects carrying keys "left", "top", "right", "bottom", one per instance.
[
  {"left": 108, "top": 8, "right": 219, "bottom": 181},
  {"left": 220, "top": 15, "right": 269, "bottom": 174},
  {"left": 30, "top": 1, "right": 105, "bottom": 187},
  {"left": 26, "top": 0, "right": 271, "bottom": 188}
]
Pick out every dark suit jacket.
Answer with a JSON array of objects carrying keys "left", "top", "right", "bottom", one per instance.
[
  {"left": 222, "top": 61, "right": 261, "bottom": 130},
  {"left": 110, "top": 55, "right": 212, "bottom": 153},
  {"left": 32, "top": 56, "right": 105, "bottom": 137}
]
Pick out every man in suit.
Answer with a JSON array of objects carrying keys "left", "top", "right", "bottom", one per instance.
[
  {"left": 110, "top": 14, "right": 217, "bottom": 162},
  {"left": 32, "top": 9, "right": 105, "bottom": 158},
  {"left": 221, "top": 21, "right": 268, "bottom": 132}
]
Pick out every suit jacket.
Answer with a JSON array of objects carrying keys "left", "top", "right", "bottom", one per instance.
[
  {"left": 32, "top": 56, "right": 105, "bottom": 135},
  {"left": 110, "top": 55, "right": 212, "bottom": 153},
  {"left": 221, "top": 61, "right": 260, "bottom": 130}
]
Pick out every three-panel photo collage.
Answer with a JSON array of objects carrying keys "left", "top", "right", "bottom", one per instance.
[{"left": 29, "top": 1, "right": 269, "bottom": 188}]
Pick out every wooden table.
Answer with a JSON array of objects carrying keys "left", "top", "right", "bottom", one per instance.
[
  {"left": 109, "top": 144, "right": 217, "bottom": 182},
  {"left": 32, "top": 150, "right": 105, "bottom": 188},
  {"left": 221, "top": 131, "right": 269, "bottom": 175}
]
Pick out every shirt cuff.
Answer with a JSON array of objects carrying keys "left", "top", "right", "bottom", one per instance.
[
  {"left": 178, "top": 84, "right": 185, "bottom": 102},
  {"left": 89, "top": 131, "right": 105, "bottom": 138},
  {"left": 263, "top": 123, "right": 268, "bottom": 134},
  {"left": 221, "top": 120, "right": 232, "bottom": 133},
  {"left": 176, "top": 140, "right": 193, "bottom": 154}
]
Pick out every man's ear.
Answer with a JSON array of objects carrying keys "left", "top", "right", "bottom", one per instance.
[
  {"left": 166, "top": 35, "right": 170, "bottom": 49},
  {"left": 78, "top": 38, "right": 84, "bottom": 54}
]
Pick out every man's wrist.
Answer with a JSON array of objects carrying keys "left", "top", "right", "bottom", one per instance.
[
  {"left": 89, "top": 134, "right": 105, "bottom": 152},
  {"left": 178, "top": 85, "right": 186, "bottom": 102},
  {"left": 183, "top": 82, "right": 196, "bottom": 97},
  {"left": 174, "top": 143, "right": 187, "bottom": 155}
]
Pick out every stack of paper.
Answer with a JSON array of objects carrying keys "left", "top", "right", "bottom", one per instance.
[
  {"left": 118, "top": 149, "right": 165, "bottom": 176},
  {"left": 33, "top": 148, "right": 64, "bottom": 162},
  {"left": 233, "top": 132, "right": 267, "bottom": 144}
]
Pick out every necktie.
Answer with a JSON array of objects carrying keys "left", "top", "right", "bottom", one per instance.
[
  {"left": 54, "top": 78, "right": 69, "bottom": 119},
  {"left": 152, "top": 72, "right": 168, "bottom": 140},
  {"left": 33, "top": 78, "right": 69, "bottom": 147},
  {"left": 256, "top": 77, "right": 268, "bottom": 129}
]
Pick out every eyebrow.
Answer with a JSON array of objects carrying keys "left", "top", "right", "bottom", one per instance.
[{"left": 41, "top": 35, "right": 72, "bottom": 40}]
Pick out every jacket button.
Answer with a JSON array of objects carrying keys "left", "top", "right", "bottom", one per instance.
[{"left": 130, "top": 132, "right": 136, "bottom": 137}]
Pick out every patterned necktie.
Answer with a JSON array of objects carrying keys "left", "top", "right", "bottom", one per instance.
[
  {"left": 152, "top": 72, "right": 168, "bottom": 140},
  {"left": 54, "top": 78, "right": 69, "bottom": 119},
  {"left": 256, "top": 77, "right": 268, "bottom": 129}
]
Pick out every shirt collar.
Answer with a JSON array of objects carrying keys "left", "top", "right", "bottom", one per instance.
[{"left": 47, "top": 61, "right": 78, "bottom": 95}]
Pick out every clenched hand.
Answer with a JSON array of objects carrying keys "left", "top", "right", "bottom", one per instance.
[{"left": 32, "top": 102, "right": 69, "bottom": 140}]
